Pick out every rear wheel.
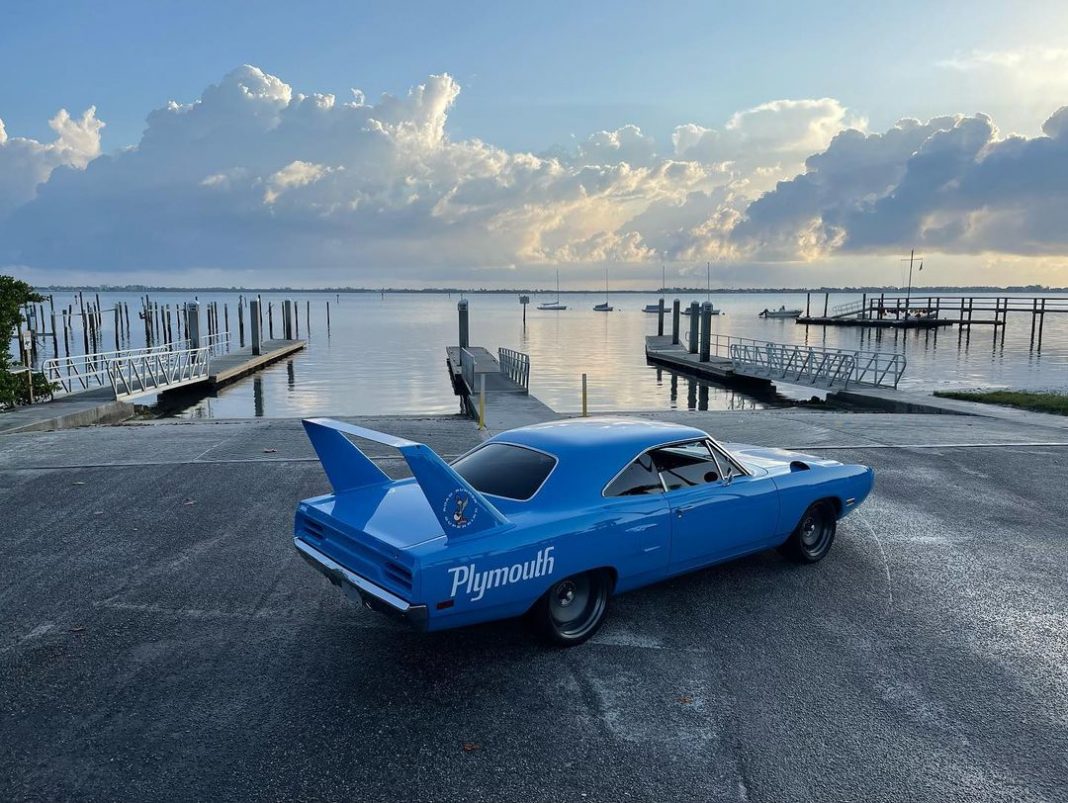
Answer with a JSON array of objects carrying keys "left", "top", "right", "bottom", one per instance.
[
  {"left": 531, "top": 570, "right": 611, "bottom": 646},
  {"left": 780, "top": 501, "right": 837, "bottom": 563}
]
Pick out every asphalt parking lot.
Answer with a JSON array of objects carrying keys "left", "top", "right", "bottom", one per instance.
[{"left": 1, "top": 412, "right": 1066, "bottom": 802}]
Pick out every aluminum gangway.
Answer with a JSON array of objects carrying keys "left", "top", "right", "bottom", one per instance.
[
  {"left": 724, "top": 336, "right": 906, "bottom": 389},
  {"left": 42, "top": 333, "right": 230, "bottom": 400}
]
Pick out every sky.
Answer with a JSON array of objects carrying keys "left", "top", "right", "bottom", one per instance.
[{"left": 2, "top": 0, "right": 1068, "bottom": 289}]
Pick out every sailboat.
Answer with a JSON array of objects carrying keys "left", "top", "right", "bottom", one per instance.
[
  {"left": 683, "top": 261, "right": 721, "bottom": 315},
  {"left": 643, "top": 266, "right": 666, "bottom": 313},
  {"left": 593, "top": 265, "right": 613, "bottom": 311},
  {"left": 537, "top": 270, "right": 567, "bottom": 310}
]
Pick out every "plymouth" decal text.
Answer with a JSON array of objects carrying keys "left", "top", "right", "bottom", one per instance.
[{"left": 448, "top": 547, "right": 555, "bottom": 602}]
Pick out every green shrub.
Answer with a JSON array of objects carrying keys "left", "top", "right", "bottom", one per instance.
[{"left": 0, "top": 275, "right": 52, "bottom": 409}]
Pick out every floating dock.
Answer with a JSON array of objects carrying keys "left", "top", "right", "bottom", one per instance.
[
  {"left": 206, "top": 339, "right": 306, "bottom": 388},
  {"left": 644, "top": 336, "right": 775, "bottom": 391},
  {"left": 445, "top": 345, "right": 555, "bottom": 428}
]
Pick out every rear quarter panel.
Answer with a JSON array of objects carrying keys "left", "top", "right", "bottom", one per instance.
[
  {"left": 771, "top": 463, "right": 875, "bottom": 540},
  {"left": 417, "top": 499, "right": 667, "bottom": 631}
]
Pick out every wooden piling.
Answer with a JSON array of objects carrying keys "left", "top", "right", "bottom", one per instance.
[{"left": 1038, "top": 298, "right": 1046, "bottom": 350}]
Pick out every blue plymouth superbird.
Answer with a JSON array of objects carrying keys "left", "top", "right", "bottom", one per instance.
[{"left": 294, "top": 417, "right": 874, "bottom": 645}]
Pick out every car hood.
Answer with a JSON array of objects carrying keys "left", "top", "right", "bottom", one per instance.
[{"left": 724, "top": 442, "right": 842, "bottom": 474}]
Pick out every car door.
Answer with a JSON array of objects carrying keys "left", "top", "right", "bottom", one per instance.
[
  {"left": 601, "top": 451, "right": 672, "bottom": 585},
  {"left": 652, "top": 440, "right": 778, "bottom": 570}
]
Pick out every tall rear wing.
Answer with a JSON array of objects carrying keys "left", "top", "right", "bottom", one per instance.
[{"left": 302, "top": 418, "right": 510, "bottom": 537}]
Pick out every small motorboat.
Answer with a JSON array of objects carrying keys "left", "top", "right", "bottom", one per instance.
[
  {"left": 759, "top": 306, "right": 802, "bottom": 319},
  {"left": 642, "top": 303, "right": 662, "bottom": 313}
]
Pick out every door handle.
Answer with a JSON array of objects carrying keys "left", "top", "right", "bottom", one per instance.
[{"left": 676, "top": 504, "right": 697, "bottom": 517}]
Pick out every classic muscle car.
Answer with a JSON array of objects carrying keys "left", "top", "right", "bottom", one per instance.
[{"left": 293, "top": 417, "right": 874, "bottom": 645}]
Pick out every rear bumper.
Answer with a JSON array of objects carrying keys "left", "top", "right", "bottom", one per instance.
[{"left": 294, "top": 538, "right": 428, "bottom": 630}]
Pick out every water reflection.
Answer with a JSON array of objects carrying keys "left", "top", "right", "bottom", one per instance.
[{"left": 16, "top": 290, "right": 1068, "bottom": 418}]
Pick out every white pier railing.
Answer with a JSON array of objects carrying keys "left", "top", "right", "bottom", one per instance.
[
  {"left": 41, "top": 333, "right": 229, "bottom": 398},
  {"left": 106, "top": 346, "right": 211, "bottom": 398},
  {"left": 727, "top": 338, "right": 906, "bottom": 389}
]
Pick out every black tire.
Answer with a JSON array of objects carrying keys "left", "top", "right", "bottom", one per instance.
[
  {"left": 531, "top": 570, "right": 611, "bottom": 646},
  {"left": 780, "top": 500, "right": 837, "bottom": 563}
]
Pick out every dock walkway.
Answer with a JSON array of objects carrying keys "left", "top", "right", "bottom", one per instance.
[
  {"left": 1, "top": 339, "right": 305, "bottom": 434},
  {"left": 445, "top": 346, "right": 555, "bottom": 429},
  {"left": 207, "top": 339, "right": 305, "bottom": 387},
  {"left": 644, "top": 335, "right": 777, "bottom": 391}
]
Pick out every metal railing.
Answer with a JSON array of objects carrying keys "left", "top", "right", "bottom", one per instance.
[
  {"left": 727, "top": 337, "right": 906, "bottom": 389},
  {"left": 199, "top": 332, "right": 231, "bottom": 355},
  {"left": 107, "top": 346, "right": 211, "bottom": 399},
  {"left": 830, "top": 298, "right": 866, "bottom": 317},
  {"left": 729, "top": 343, "right": 857, "bottom": 388},
  {"left": 42, "top": 343, "right": 185, "bottom": 395},
  {"left": 682, "top": 331, "right": 905, "bottom": 389},
  {"left": 40, "top": 333, "right": 230, "bottom": 396},
  {"left": 498, "top": 348, "right": 530, "bottom": 389},
  {"left": 458, "top": 348, "right": 497, "bottom": 393}
]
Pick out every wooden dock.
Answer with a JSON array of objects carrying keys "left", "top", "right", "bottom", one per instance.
[
  {"left": 796, "top": 315, "right": 953, "bottom": 329},
  {"left": 797, "top": 292, "right": 1068, "bottom": 346},
  {"left": 205, "top": 339, "right": 306, "bottom": 388}
]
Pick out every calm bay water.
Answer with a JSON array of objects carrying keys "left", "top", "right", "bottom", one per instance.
[{"left": 18, "top": 290, "right": 1068, "bottom": 417}]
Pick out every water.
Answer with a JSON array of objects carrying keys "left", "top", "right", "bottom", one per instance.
[{"left": 15, "top": 290, "right": 1068, "bottom": 418}]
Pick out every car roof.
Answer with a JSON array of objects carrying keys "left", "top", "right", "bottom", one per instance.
[{"left": 487, "top": 418, "right": 710, "bottom": 504}]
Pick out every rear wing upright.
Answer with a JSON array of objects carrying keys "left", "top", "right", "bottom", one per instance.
[{"left": 302, "top": 418, "right": 510, "bottom": 537}]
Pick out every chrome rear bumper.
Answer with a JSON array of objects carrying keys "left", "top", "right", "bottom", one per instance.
[{"left": 294, "top": 538, "right": 428, "bottom": 629}]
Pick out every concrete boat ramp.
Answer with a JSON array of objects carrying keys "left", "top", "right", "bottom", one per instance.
[{"left": 2, "top": 409, "right": 1067, "bottom": 801}]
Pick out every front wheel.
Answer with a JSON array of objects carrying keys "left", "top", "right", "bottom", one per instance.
[
  {"left": 531, "top": 570, "right": 611, "bottom": 646},
  {"left": 780, "top": 501, "right": 837, "bottom": 563}
]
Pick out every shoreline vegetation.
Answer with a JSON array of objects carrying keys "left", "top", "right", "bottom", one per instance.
[
  {"left": 31, "top": 284, "right": 1066, "bottom": 295},
  {"left": 933, "top": 390, "right": 1068, "bottom": 416}
]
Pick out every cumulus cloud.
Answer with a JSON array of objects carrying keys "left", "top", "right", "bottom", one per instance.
[
  {"left": 0, "top": 66, "right": 725, "bottom": 274},
  {"left": 672, "top": 98, "right": 865, "bottom": 192},
  {"left": 0, "top": 107, "right": 102, "bottom": 214},
  {"left": 731, "top": 107, "right": 1068, "bottom": 259},
  {"left": 1, "top": 64, "right": 1067, "bottom": 282}
]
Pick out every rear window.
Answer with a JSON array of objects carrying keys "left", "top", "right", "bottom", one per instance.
[{"left": 451, "top": 443, "right": 556, "bottom": 501}]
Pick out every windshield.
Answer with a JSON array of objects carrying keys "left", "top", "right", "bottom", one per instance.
[{"left": 451, "top": 443, "right": 557, "bottom": 501}]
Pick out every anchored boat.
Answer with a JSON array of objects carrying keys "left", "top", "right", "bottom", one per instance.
[
  {"left": 593, "top": 265, "right": 613, "bottom": 311},
  {"left": 538, "top": 270, "right": 567, "bottom": 310},
  {"left": 759, "top": 306, "right": 802, "bottom": 319}
]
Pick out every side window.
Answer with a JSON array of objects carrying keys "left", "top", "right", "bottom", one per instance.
[
  {"left": 651, "top": 441, "right": 722, "bottom": 491},
  {"left": 605, "top": 453, "right": 663, "bottom": 496},
  {"left": 708, "top": 441, "right": 743, "bottom": 478}
]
